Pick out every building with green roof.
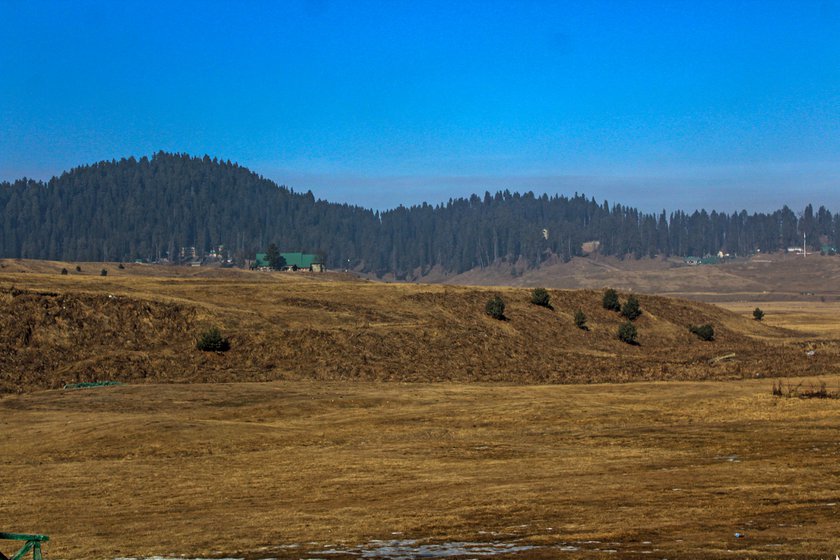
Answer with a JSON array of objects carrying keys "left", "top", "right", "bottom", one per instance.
[{"left": 253, "top": 251, "right": 324, "bottom": 271}]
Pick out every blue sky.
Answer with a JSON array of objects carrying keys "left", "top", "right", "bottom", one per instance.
[{"left": 1, "top": 0, "right": 839, "bottom": 212}]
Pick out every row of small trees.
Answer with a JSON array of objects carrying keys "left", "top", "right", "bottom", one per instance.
[
  {"left": 486, "top": 288, "right": 733, "bottom": 345},
  {"left": 485, "top": 289, "right": 589, "bottom": 331},
  {"left": 190, "top": 289, "right": 765, "bottom": 354},
  {"left": 484, "top": 288, "right": 629, "bottom": 339}
]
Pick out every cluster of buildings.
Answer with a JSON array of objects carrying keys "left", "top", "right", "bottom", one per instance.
[{"left": 176, "top": 245, "right": 234, "bottom": 267}]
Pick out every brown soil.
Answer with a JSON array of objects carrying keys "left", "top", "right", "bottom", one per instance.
[{"left": 2, "top": 262, "right": 837, "bottom": 393}]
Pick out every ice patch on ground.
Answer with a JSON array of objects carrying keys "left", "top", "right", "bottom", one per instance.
[
  {"left": 319, "top": 539, "right": 537, "bottom": 559},
  {"left": 115, "top": 557, "right": 243, "bottom": 560}
]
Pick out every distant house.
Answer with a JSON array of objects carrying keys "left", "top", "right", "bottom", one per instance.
[
  {"left": 281, "top": 252, "right": 324, "bottom": 271},
  {"left": 180, "top": 246, "right": 197, "bottom": 260},
  {"left": 253, "top": 251, "right": 325, "bottom": 272}
]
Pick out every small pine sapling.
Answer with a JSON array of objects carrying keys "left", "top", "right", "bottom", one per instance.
[
  {"left": 530, "top": 288, "right": 551, "bottom": 308},
  {"left": 621, "top": 295, "right": 642, "bottom": 320},
  {"left": 602, "top": 288, "right": 621, "bottom": 311},
  {"left": 618, "top": 321, "right": 638, "bottom": 344},
  {"left": 485, "top": 296, "right": 506, "bottom": 320},
  {"left": 574, "top": 309, "right": 587, "bottom": 330}
]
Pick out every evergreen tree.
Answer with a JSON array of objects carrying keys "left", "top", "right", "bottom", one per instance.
[
  {"left": 574, "top": 309, "right": 587, "bottom": 330},
  {"left": 621, "top": 295, "right": 642, "bottom": 321},
  {"left": 603, "top": 289, "right": 621, "bottom": 311},
  {"left": 530, "top": 288, "right": 551, "bottom": 308},
  {"left": 618, "top": 322, "right": 638, "bottom": 344},
  {"left": 266, "top": 243, "right": 285, "bottom": 270},
  {"left": 485, "top": 296, "right": 506, "bottom": 320}
]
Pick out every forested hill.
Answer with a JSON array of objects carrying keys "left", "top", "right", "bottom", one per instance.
[{"left": 1, "top": 152, "right": 838, "bottom": 277}]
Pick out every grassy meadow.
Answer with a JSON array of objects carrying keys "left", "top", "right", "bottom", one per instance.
[
  {"left": 2, "top": 378, "right": 840, "bottom": 560},
  {"left": 1, "top": 259, "right": 840, "bottom": 559}
]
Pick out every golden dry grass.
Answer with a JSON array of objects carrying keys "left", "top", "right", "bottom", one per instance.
[
  {"left": 3, "top": 260, "right": 838, "bottom": 393},
  {"left": 3, "top": 258, "right": 840, "bottom": 560},
  {"left": 1, "top": 378, "right": 839, "bottom": 559},
  {"left": 719, "top": 300, "right": 840, "bottom": 338}
]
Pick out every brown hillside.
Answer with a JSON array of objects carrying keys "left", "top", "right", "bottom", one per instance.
[
  {"left": 441, "top": 252, "right": 840, "bottom": 302},
  {"left": 2, "top": 264, "right": 836, "bottom": 392}
]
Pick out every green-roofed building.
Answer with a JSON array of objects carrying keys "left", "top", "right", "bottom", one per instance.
[
  {"left": 254, "top": 253, "right": 270, "bottom": 268},
  {"left": 281, "top": 252, "right": 323, "bottom": 269},
  {"left": 253, "top": 251, "right": 325, "bottom": 271}
]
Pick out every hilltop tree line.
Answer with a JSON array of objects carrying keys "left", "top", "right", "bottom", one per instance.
[{"left": 2, "top": 152, "right": 839, "bottom": 278}]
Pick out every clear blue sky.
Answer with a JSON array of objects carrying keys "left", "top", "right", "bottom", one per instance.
[{"left": 2, "top": 0, "right": 839, "bottom": 212}]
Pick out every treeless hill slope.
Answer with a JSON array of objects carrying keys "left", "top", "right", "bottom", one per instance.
[
  {"left": 442, "top": 253, "right": 840, "bottom": 302},
  {"left": 2, "top": 263, "right": 835, "bottom": 393}
]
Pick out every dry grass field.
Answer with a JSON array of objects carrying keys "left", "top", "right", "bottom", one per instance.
[
  {"left": 2, "top": 379, "right": 839, "bottom": 560},
  {"left": 446, "top": 252, "right": 840, "bottom": 303},
  {"left": 3, "top": 258, "right": 839, "bottom": 393},
  {"left": 3, "top": 258, "right": 840, "bottom": 559},
  {"left": 719, "top": 300, "right": 840, "bottom": 339}
]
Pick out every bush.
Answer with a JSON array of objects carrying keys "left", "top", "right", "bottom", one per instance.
[
  {"left": 530, "top": 288, "right": 551, "bottom": 308},
  {"left": 100, "top": 268, "right": 108, "bottom": 276},
  {"left": 196, "top": 327, "right": 231, "bottom": 352},
  {"left": 602, "top": 288, "right": 621, "bottom": 311},
  {"left": 75, "top": 265, "right": 81, "bottom": 272},
  {"left": 689, "top": 323, "right": 715, "bottom": 341},
  {"left": 753, "top": 307, "right": 764, "bottom": 321},
  {"left": 485, "top": 295, "right": 506, "bottom": 320},
  {"left": 621, "top": 295, "right": 642, "bottom": 320},
  {"left": 617, "top": 321, "right": 638, "bottom": 344},
  {"left": 574, "top": 309, "right": 587, "bottom": 330},
  {"left": 118, "top": 263, "right": 125, "bottom": 269},
  {"left": 60, "top": 268, "right": 68, "bottom": 275}
]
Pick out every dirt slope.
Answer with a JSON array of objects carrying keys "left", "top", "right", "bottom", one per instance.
[
  {"left": 440, "top": 252, "right": 840, "bottom": 302},
  {"left": 2, "top": 264, "right": 836, "bottom": 392}
]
